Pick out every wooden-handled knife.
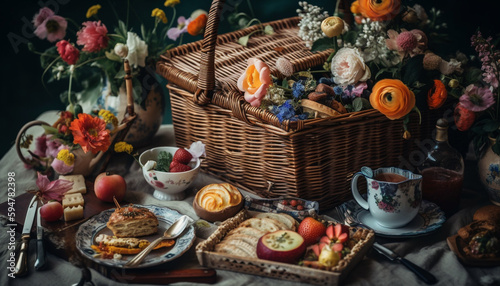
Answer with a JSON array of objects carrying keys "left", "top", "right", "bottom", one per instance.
[{"left": 15, "top": 196, "right": 38, "bottom": 277}]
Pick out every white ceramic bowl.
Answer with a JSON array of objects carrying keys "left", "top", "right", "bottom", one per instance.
[{"left": 139, "top": 146, "right": 201, "bottom": 201}]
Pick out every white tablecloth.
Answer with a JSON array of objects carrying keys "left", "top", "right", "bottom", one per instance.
[{"left": 1, "top": 111, "right": 499, "bottom": 286}]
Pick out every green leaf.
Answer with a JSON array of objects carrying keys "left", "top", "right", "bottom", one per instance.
[
  {"left": 352, "top": 97, "right": 370, "bottom": 111},
  {"left": 464, "top": 67, "right": 482, "bottom": 86},
  {"left": 264, "top": 25, "right": 274, "bottom": 35},
  {"left": 484, "top": 121, "right": 500, "bottom": 133},
  {"left": 156, "top": 151, "right": 172, "bottom": 172},
  {"left": 281, "top": 79, "right": 289, "bottom": 89},
  {"left": 343, "top": 31, "right": 358, "bottom": 45},
  {"left": 42, "top": 125, "right": 59, "bottom": 135},
  {"left": 311, "top": 38, "right": 334, "bottom": 52},
  {"left": 238, "top": 35, "right": 250, "bottom": 47},
  {"left": 401, "top": 55, "right": 424, "bottom": 86},
  {"left": 105, "top": 51, "right": 121, "bottom": 62},
  {"left": 493, "top": 138, "right": 500, "bottom": 156}
]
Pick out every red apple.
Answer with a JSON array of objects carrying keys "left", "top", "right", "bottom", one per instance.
[
  {"left": 256, "top": 230, "right": 306, "bottom": 264},
  {"left": 40, "top": 201, "right": 64, "bottom": 222},
  {"left": 94, "top": 172, "right": 127, "bottom": 202}
]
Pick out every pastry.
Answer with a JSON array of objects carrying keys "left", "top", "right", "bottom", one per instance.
[
  {"left": 193, "top": 183, "right": 243, "bottom": 222},
  {"left": 107, "top": 205, "right": 159, "bottom": 237},
  {"left": 473, "top": 205, "right": 500, "bottom": 224},
  {"left": 457, "top": 205, "right": 500, "bottom": 258}
]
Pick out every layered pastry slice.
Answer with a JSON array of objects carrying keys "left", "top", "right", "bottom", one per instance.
[{"left": 107, "top": 205, "right": 159, "bottom": 238}]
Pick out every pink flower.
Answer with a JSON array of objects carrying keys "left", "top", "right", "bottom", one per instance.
[
  {"left": 459, "top": 84, "right": 495, "bottom": 112},
  {"left": 56, "top": 40, "right": 80, "bottom": 65},
  {"left": 51, "top": 158, "right": 74, "bottom": 175},
  {"left": 76, "top": 21, "right": 109, "bottom": 52},
  {"left": 396, "top": 31, "right": 417, "bottom": 52},
  {"left": 352, "top": 82, "right": 368, "bottom": 97},
  {"left": 330, "top": 47, "right": 371, "bottom": 86},
  {"left": 34, "top": 134, "right": 48, "bottom": 157},
  {"left": 167, "top": 16, "right": 191, "bottom": 41},
  {"left": 45, "top": 136, "right": 63, "bottom": 158},
  {"left": 32, "top": 7, "right": 54, "bottom": 27},
  {"left": 35, "top": 172, "right": 73, "bottom": 202},
  {"left": 237, "top": 58, "right": 272, "bottom": 107},
  {"left": 386, "top": 29, "right": 425, "bottom": 58},
  {"left": 33, "top": 7, "right": 67, "bottom": 42}
]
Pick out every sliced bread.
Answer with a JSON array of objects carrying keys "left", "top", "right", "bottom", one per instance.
[{"left": 254, "top": 212, "right": 296, "bottom": 230}]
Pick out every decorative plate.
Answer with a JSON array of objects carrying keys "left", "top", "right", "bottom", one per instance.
[
  {"left": 75, "top": 205, "right": 195, "bottom": 268},
  {"left": 343, "top": 199, "right": 446, "bottom": 238}
]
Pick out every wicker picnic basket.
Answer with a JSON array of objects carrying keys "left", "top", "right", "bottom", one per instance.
[{"left": 157, "top": 0, "right": 442, "bottom": 211}]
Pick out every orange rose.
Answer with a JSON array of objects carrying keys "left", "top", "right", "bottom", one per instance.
[
  {"left": 427, "top": 79, "right": 447, "bottom": 109},
  {"left": 369, "top": 79, "right": 415, "bottom": 120},
  {"left": 237, "top": 58, "right": 272, "bottom": 107},
  {"left": 358, "top": 0, "right": 401, "bottom": 21}
]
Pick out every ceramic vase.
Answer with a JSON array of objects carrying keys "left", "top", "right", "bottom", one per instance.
[
  {"left": 102, "top": 68, "right": 165, "bottom": 147},
  {"left": 478, "top": 137, "right": 500, "bottom": 206}
]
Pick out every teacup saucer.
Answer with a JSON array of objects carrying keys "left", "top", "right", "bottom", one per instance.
[{"left": 343, "top": 200, "right": 446, "bottom": 238}]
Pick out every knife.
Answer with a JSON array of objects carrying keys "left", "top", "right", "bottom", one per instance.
[
  {"left": 373, "top": 242, "right": 437, "bottom": 285},
  {"left": 15, "top": 195, "right": 38, "bottom": 277},
  {"left": 34, "top": 208, "right": 46, "bottom": 270}
]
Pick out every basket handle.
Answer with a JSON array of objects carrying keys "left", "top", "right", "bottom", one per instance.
[
  {"left": 195, "top": 0, "right": 226, "bottom": 105},
  {"left": 15, "top": 120, "right": 51, "bottom": 166}
]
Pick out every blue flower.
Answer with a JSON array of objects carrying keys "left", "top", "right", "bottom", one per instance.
[
  {"left": 292, "top": 82, "right": 305, "bottom": 99},
  {"left": 333, "top": 86, "right": 343, "bottom": 95},
  {"left": 271, "top": 100, "right": 307, "bottom": 123}
]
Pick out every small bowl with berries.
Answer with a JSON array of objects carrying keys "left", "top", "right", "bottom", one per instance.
[{"left": 139, "top": 142, "right": 204, "bottom": 201}]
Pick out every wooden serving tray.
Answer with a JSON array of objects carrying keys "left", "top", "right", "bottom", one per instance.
[
  {"left": 447, "top": 234, "right": 500, "bottom": 267},
  {"left": 196, "top": 209, "right": 375, "bottom": 285}
]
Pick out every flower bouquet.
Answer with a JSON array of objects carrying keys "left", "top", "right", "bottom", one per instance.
[
  {"left": 27, "top": 1, "right": 209, "bottom": 118},
  {"left": 236, "top": 0, "right": 469, "bottom": 138}
]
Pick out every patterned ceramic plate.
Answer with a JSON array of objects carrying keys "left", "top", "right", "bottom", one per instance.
[
  {"left": 343, "top": 199, "right": 446, "bottom": 238},
  {"left": 75, "top": 205, "right": 195, "bottom": 268}
]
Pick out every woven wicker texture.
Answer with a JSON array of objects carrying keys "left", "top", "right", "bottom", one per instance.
[
  {"left": 157, "top": 0, "right": 442, "bottom": 211},
  {"left": 196, "top": 209, "right": 375, "bottom": 285}
]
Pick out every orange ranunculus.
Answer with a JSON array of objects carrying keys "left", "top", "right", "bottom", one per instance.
[
  {"left": 369, "top": 79, "right": 415, "bottom": 120},
  {"left": 358, "top": 0, "right": 401, "bottom": 21},
  {"left": 427, "top": 79, "right": 447, "bottom": 109},
  {"left": 237, "top": 58, "right": 272, "bottom": 107},
  {"left": 187, "top": 13, "right": 208, "bottom": 36},
  {"left": 351, "top": 1, "right": 361, "bottom": 14},
  {"left": 69, "top": 113, "right": 111, "bottom": 154}
]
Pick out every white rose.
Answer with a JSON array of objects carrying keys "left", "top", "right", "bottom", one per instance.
[
  {"left": 126, "top": 32, "right": 148, "bottom": 68},
  {"left": 331, "top": 47, "right": 371, "bottom": 86},
  {"left": 114, "top": 43, "right": 128, "bottom": 58}
]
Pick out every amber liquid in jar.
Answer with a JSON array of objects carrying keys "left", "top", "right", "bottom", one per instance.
[{"left": 422, "top": 167, "right": 463, "bottom": 216}]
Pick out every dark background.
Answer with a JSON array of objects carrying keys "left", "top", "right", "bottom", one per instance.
[{"left": 1, "top": 0, "right": 497, "bottom": 156}]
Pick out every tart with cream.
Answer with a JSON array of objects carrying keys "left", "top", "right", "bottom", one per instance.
[{"left": 193, "top": 183, "right": 243, "bottom": 222}]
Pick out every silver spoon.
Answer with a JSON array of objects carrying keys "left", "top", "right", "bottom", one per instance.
[{"left": 125, "top": 215, "right": 191, "bottom": 267}]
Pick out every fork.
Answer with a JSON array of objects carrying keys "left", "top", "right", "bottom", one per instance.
[{"left": 337, "top": 204, "right": 372, "bottom": 230}]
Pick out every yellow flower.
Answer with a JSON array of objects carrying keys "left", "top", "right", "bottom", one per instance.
[
  {"left": 114, "top": 142, "right": 133, "bottom": 154},
  {"left": 164, "top": 0, "right": 180, "bottom": 8},
  {"left": 449, "top": 79, "right": 459, "bottom": 88},
  {"left": 403, "top": 130, "right": 411, "bottom": 140},
  {"left": 98, "top": 109, "right": 118, "bottom": 127},
  {"left": 321, "top": 16, "right": 345, "bottom": 38},
  {"left": 151, "top": 8, "right": 168, "bottom": 24},
  {"left": 86, "top": 4, "right": 102, "bottom": 19},
  {"left": 57, "top": 149, "right": 75, "bottom": 166}
]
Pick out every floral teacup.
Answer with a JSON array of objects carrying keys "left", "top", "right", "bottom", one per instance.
[{"left": 351, "top": 167, "right": 422, "bottom": 228}]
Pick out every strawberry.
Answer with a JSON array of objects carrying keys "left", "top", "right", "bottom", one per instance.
[
  {"left": 170, "top": 163, "right": 192, "bottom": 172},
  {"left": 170, "top": 160, "right": 182, "bottom": 170},
  {"left": 173, "top": 148, "right": 193, "bottom": 164},
  {"left": 298, "top": 217, "right": 327, "bottom": 246}
]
